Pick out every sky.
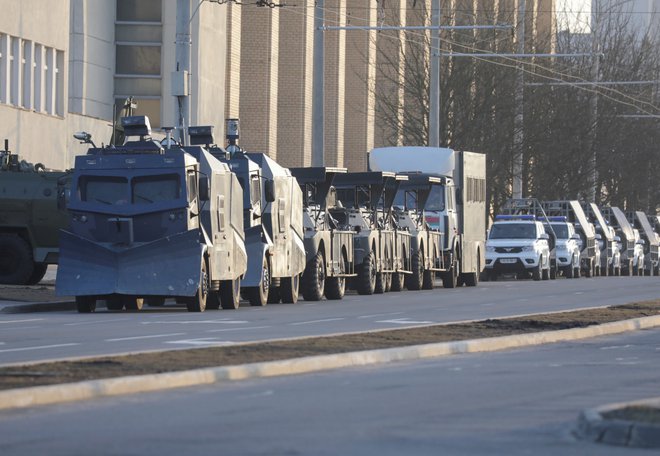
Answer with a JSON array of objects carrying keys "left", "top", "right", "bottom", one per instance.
[{"left": 557, "top": 0, "right": 592, "bottom": 32}]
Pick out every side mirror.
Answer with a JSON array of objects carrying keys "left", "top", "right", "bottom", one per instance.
[
  {"left": 570, "top": 233, "right": 581, "bottom": 240},
  {"left": 539, "top": 233, "right": 550, "bottom": 240},
  {"left": 199, "top": 176, "right": 210, "bottom": 201},
  {"left": 264, "top": 179, "right": 276, "bottom": 203},
  {"left": 595, "top": 234, "right": 602, "bottom": 240}
]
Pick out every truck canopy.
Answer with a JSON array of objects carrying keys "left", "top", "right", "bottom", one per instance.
[{"left": 369, "top": 147, "right": 455, "bottom": 178}]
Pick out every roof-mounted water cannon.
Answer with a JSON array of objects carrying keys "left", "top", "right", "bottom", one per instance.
[
  {"left": 121, "top": 115, "right": 152, "bottom": 140},
  {"left": 189, "top": 125, "right": 214, "bottom": 147},
  {"left": 73, "top": 131, "right": 96, "bottom": 148},
  {"left": 1, "top": 139, "right": 19, "bottom": 171},
  {"left": 161, "top": 126, "right": 178, "bottom": 150},
  {"left": 225, "top": 118, "right": 241, "bottom": 156}
]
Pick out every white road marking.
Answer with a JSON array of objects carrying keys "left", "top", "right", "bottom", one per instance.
[
  {"left": 480, "top": 303, "right": 495, "bottom": 307},
  {"left": 357, "top": 312, "right": 405, "bottom": 319},
  {"left": 65, "top": 318, "right": 131, "bottom": 326},
  {"left": 0, "top": 318, "right": 45, "bottom": 324},
  {"left": 141, "top": 319, "right": 248, "bottom": 325},
  {"left": 601, "top": 344, "right": 633, "bottom": 350},
  {"left": 377, "top": 318, "right": 433, "bottom": 325},
  {"left": 0, "top": 343, "right": 79, "bottom": 353},
  {"left": 206, "top": 326, "right": 271, "bottom": 333},
  {"left": 105, "top": 333, "right": 186, "bottom": 342},
  {"left": 575, "top": 291, "right": 584, "bottom": 295},
  {"left": 289, "top": 318, "right": 345, "bottom": 326},
  {"left": 165, "top": 338, "right": 235, "bottom": 347}
]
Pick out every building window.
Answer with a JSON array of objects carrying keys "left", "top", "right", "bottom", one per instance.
[
  {"left": 0, "top": 32, "right": 63, "bottom": 117},
  {"left": 115, "top": 0, "right": 163, "bottom": 127}
]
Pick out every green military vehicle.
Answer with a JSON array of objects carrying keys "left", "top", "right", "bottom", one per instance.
[{"left": 0, "top": 140, "right": 69, "bottom": 285}]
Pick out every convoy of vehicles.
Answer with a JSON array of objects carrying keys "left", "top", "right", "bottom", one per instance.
[{"left": 3, "top": 116, "right": 658, "bottom": 313}]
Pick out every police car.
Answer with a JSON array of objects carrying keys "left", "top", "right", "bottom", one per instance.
[
  {"left": 485, "top": 215, "right": 551, "bottom": 281},
  {"left": 544, "top": 216, "right": 582, "bottom": 278}
]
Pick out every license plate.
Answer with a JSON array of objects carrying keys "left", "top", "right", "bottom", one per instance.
[{"left": 499, "top": 258, "right": 517, "bottom": 264}]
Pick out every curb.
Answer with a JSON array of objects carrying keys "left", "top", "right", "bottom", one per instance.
[
  {"left": 1, "top": 314, "right": 660, "bottom": 411},
  {"left": 576, "top": 397, "right": 660, "bottom": 448},
  {"left": 0, "top": 300, "right": 76, "bottom": 314}
]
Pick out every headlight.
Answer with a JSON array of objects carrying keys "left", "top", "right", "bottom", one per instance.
[
  {"left": 486, "top": 245, "right": 495, "bottom": 252},
  {"left": 522, "top": 245, "right": 535, "bottom": 252}
]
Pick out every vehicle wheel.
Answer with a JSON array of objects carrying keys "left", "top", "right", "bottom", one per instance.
[
  {"left": 219, "top": 277, "right": 241, "bottom": 309},
  {"left": 384, "top": 272, "right": 392, "bottom": 292},
  {"left": 532, "top": 260, "right": 542, "bottom": 281},
  {"left": 325, "top": 253, "right": 347, "bottom": 300},
  {"left": 406, "top": 250, "right": 424, "bottom": 291},
  {"left": 541, "top": 265, "right": 550, "bottom": 280},
  {"left": 248, "top": 257, "right": 270, "bottom": 306},
  {"left": 0, "top": 234, "right": 34, "bottom": 285},
  {"left": 146, "top": 297, "right": 166, "bottom": 307},
  {"left": 390, "top": 272, "right": 405, "bottom": 291},
  {"left": 26, "top": 263, "right": 48, "bottom": 285},
  {"left": 124, "top": 297, "right": 144, "bottom": 312},
  {"left": 356, "top": 252, "right": 376, "bottom": 295},
  {"left": 573, "top": 264, "right": 581, "bottom": 278},
  {"left": 185, "top": 260, "right": 209, "bottom": 312},
  {"left": 267, "top": 286, "right": 282, "bottom": 304},
  {"left": 585, "top": 260, "right": 593, "bottom": 278},
  {"left": 281, "top": 274, "right": 300, "bottom": 304},
  {"left": 75, "top": 296, "right": 96, "bottom": 313},
  {"left": 488, "top": 269, "right": 498, "bottom": 281},
  {"left": 566, "top": 262, "right": 574, "bottom": 279},
  {"left": 625, "top": 260, "right": 633, "bottom": 276},
  {"left": 422, "top": 268, "right": 435, "bottom": 289},
  {"left": 105, "top": 295, "right": 124, "bottom": 311},
  {"left": 463, "top": 257, "right": 480, "bottom": 287},
  {"left": 302, "top": 253, "right": 325, "bottom": 301},
  {"left": 550, "top": 266, "right": 557, "bottom": 280},
  {"left": 442, "top": 251, "right": 459, "bottom": 288},
  {"left": 616, "top": 265, "right": 621, "bottom": 276},
  {"left": 374, "top": 271, "right": 386, "bottom": 294}
]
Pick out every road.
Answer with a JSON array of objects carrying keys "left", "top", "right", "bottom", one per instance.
[
  {"left": 1, "top": 326, "right": 658, "bottom": 455},
  {"left": 0, "top": 276, "right": 658, "bottom": 366}
]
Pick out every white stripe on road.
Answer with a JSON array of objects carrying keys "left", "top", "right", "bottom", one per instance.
[
  {"left": 165, "top": 338, "right": 235, "bottom": 347},
  {"left": 377, "top": 318, "right": 434, "bottom": 325},
  {"left": 65, "top": 318, "right": 131, "bottom": 326},
  {"left": 0, "top": 318, "right": 45, "bottom": 324},
  {"left": 0, "top": 343, "right": 79, "bottom": 353},
  {"left": 357, "top": 312, "right": 405, "bottom": 319},
  {"left": 141, "top": 319, "right": 248, "bottom": 325},
  {"left": 206, "top": 326, "right": 271, "bottom": 333},
  {"left": 289, "top": 318, "right": 345, "bottom": 326},
  {"left": 105, "top": 333, "right": 186, "bottom": 342}
]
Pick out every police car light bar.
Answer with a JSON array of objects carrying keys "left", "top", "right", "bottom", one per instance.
[
  {"left": 495, "top": 214, "right": 536, "bottom": 221},
  {"left": 548, "top": 216, "right": 568, "bottom": 222}
]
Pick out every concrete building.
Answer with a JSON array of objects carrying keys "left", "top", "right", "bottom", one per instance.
[{"left": 0, "top": 0, "right": 226, "bottom": 170}]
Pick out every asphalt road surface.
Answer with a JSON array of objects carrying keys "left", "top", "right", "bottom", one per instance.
[
  {"left": 1, "top": 326, "right": 659, "bottom": 455},
  {"left": 1, "top": 276, "right": 658, "bottom": 366}
]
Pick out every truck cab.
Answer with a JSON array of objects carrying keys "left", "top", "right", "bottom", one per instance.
[{"left": 485, "top": 215, "right": 551, "bottom": 281}]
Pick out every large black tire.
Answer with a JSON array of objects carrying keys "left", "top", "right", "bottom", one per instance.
[
  {"left": 185, "top": 260, "right": 209, "bottom": 312},
  {"left": 76, "top": 296, "right": 96, "bottom": 313},
  {"left": 464, "top": 256, "right": 481, "bottom": 286},
  {"left": 0, "top": 234, "right": 34, "bottom": 285},
  {"left": 406, "top": 251, "right": 423, "bottom": 291},
  {"left": 390, "top": 272, "right": 405, "bottom": 291},
  {"left": 625, "top": 259, "right": 633, "bottom": 276},
  {"left": 219, "top": 277, "right": 241, "bottom": 310},
  {"left": 280, "top": 274, "right": 300, "bottom": 304},
  {"left": 532, "top": 259, "right": 542, "bottom": 281},
  {"left": 27, "top": 263, "right": 48, "bottom": 285},
  {"left": 442, "top": 253, "right": 459, "bottom": 288},
  {"left": 422, "top": 269, "right": 434, "bottom": 290},
  {"left": 584, "top": 259, "right": 593, "bottom": 278},
  {"left": 374, "top": 271, "right": 386, "bottom": 294},
  {"left": 325, "top": 254, "right": 347, "bottom": 300},
  {"left": 247, "top": 257, "right": 270, "bottom": 306},
  {"left": 105, "top": 295, "right": 124, "bottom": 311},
  {"left": 356, "top": 252, "right": 376, "bottom": 295},
  {"left": 302, "top": 253, "right": 325, "bottom": 301}
]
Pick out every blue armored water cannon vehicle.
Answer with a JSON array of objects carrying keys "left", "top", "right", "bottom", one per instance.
[{"left": 56, "top": 116, "right": 247, "bottom": 312}]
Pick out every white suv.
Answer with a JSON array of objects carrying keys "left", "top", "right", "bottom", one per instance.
[
  {"left": 485, "top": 215, "right": 551, "bottom": 281},
  {"left": 545, "top": 217, "right": 581, "bottom": 278}
]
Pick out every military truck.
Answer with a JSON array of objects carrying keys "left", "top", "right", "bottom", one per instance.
[
  {"left": 0, "top": 140, "right": 69, "bottom": 285},
  {"left": 192, "top": 120, "right": 306, "bottom": 306},
  {"left": 57, "top": 116, "right": 247, "bottom": 312},
  {"left": 368, "top": 147, "right": 486, "bottom": 288},
  {"left": 600, "top": 206, "right": 640, "bottom": 276},
  {"left": 330, "top": 172, "right": 408, "bottom": 295},
  {"left": 626, "top": 211, "right": 659, "bottom": 276},
  {"left": 390, "top": 174, "right": 444, "bottom": 290},
  {"left": 581, "top": 203, "right": 617, "bottom": 276},
  {"left": 540, "top": 200, "right": 598, "bottom": 277},
  {"left": 289, "top": 167, "right": 356, "bottom": 300}
]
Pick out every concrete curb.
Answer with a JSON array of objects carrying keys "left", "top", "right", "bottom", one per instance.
[
  {"left": 576, "top": 397, "right": 660, "bottom": 448},
  {"left": 0, "top": 300, "right": 76, "bottom": 314},
  {"left": 1, "top": 314, "right": 660, "bottom": 411}
]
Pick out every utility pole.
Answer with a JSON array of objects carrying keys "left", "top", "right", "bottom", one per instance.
[
  {"left": 312, "top": 0, "right": 325, "bottom": 166},
  {"left": 429, "top": 0, "right": 440, "bottom": 147},
  {"left": 587, "top": 2, "right": 600, "bottom": 202},
  {"left": 174, "top": 0, "right": 192, "bottom": 145},
  {"left": 512, "top": 0, "right": 525, "bottom": 199}
]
